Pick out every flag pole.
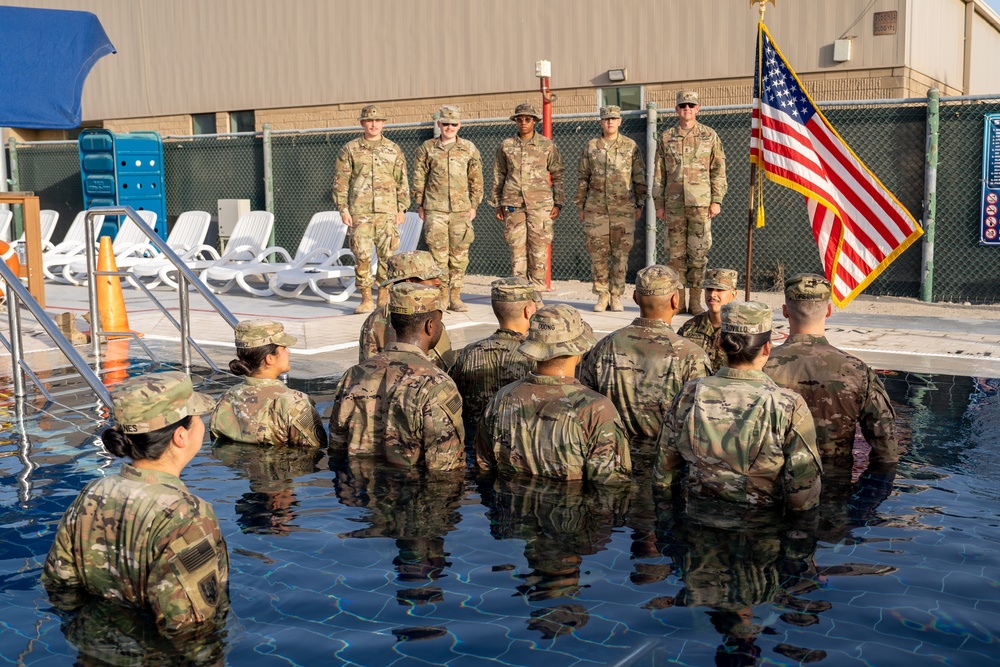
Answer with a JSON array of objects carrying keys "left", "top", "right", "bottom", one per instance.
[{"left": 747, "top": 0, "right": 773, "bottom": 301}]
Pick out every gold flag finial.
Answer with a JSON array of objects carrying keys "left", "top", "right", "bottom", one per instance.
[{"left": 750, "top": 0, "right": 775, "bottom": 20}]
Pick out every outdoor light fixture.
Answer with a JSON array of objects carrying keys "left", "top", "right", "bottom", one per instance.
[
  {"left": 535, "top": 60, "right": 552, "bottom": 78},
  {"left": 608, "top": 68, "right": 628, "bottom": 82}
]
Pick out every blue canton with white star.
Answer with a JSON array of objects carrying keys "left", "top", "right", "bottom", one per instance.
[{"left": 755, "top": 29, "right": 815, "bottom": 124}]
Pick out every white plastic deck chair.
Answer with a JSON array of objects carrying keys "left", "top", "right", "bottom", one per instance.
[
  {"left": 62, "top": 211, "right": 157, "bottom": 285},
  {"left": 115, "top": 210, "right": 211, "bottom": 274},
  {"left": 0, "top": 210, "right": 12, "bottom": 243},
  {"left": 133, "top": 210, "right": 274, "bottom": 290},
  {"left": 204, "top": 210, "right": 348, "bottom": 296},
  {"left": 15, "top": 209, "right": 59, "bottom": 252},
  {"left": 41, "top": 212, "right": 105, "bottom": 281}
]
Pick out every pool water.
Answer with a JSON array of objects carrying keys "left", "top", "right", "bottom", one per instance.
[{"left": 0, "top": 370, "right": 998, "bottom": 666}]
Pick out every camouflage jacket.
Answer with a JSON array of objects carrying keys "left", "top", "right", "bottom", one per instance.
[
  {"left": 412, "top": 137, "right": 484, "bottom": 212},
  {"left": 580, "top": 317, "right": 712, "bottom": 441},
  {"left": 678, "top": 312, "right": 726, "bottom": 373},
  {"left": 358, "top": 303, "right": 455, "bottom": 371},
  {"left": 329, "top": 342, "right": 465, "bottom": 471},
  {"left": 475, "top": 373, "right": 631, "bottom": 484},
  {"left": 573, "top": 135, "right": 647, "bottom": 215},
  {"left": 450, "top": 328, "right": 535, "bottom": 419},
  {"left": 764, "top": 334, "right": 898, "bottom": 468},
  {"left": 210, "top": 377, "right": 327, "bottom": 448},
  {"left": 333, "top": 136, "right": 410, "bottom": 215},
  {"left": 653, "top": 121, "right": 727, "bottom": 207},
  {"left": 42, "top": 463, "right": 230, "bottom": 633},
  {"left": 655, "top": 367, "right": 822, "bottom": 510},
  {"left": 489, "top": 133, "right": 566, "bottom": 209}
]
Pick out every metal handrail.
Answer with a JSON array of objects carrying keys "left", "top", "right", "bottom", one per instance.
[
  {"left": 0, "top": 258, "right": 112, "bottom": 408},
  {"left": 83, "top": 206, "right": 239, "bottom": 368}
]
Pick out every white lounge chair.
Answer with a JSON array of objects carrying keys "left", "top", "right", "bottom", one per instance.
[
  {"left": 62, "top": 211, "right": 158, "bottom": 285},
  {"left": 131, "top": 210, "right": 274, "bottom": 289},
  {"left": 41, "top": 212, "right": 106, "bottom": 282},
  {"left": 14, "top": 209, "right": 59, "bottom": 253},
  {"left": 115, "top": 210, "right": 211, "bottom": 273},
  {"left": 202, "top": 211, "right": 348, "bottom": 296},
  {"left": 0, "top": 210, "right": 12, "bottom": 243}
]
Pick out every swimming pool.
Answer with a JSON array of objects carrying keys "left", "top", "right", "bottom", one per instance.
[{"left": 1, "top": 369, "right": 997, "bottom": 665}]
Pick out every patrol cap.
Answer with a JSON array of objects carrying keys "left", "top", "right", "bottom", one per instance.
[
  {"left": 235, "top": 319, "right": 297, "bottom": 349},
  {"left": 720, "top": 301, "right": 773, "bottom": 335},
  {"left": 358, "top": 104, "right": 387, "bottom": 121},
  {"left": 380, "top": 251, "right": 444, "bottom": 288},
  {"left": 702, "top": 268, "right": 739, "bottom": 291},
  {"left": 491, "top": 277, "right": 542, "bottom": 303},
  {"left": 389, "top": 282, "right": 443, "bottom": 315},
  {"left": 599, "top": 105, "right": 622, "bottom": 120},
  {"left": 676, "top": 90, "right": 699, "bottom": 106},
  {"left": 635, "top": 265, "right": 683, "bottom": 296},
  {"left": 519, "top": 304, "right": 597, "bottom": 361},
  {"left": 510, "top": 102, "right": 542, "bottom": 121},
  {"left": 784, "top": 273, "right": 831, "bottom": 301},
  {"left": 112, "top": 371, "right": 216, "bottom": 434},
  {"left": 439, "top": 106, "right": 461, "bottom": 123}
]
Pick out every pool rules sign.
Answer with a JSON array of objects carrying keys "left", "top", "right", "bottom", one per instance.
[{"left": 981, "top": 115, "right": 1000, "bottom": 245}]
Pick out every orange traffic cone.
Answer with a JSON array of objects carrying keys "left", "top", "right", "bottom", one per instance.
[
  {"left": 103, "top": 338, "right": 132, "bottom": 387},
  {"left": 0, "top": 241, "right": 20, "bottom": 298},
  {"left": 96, "top": 236, "right": 137, "bottom": 341}
]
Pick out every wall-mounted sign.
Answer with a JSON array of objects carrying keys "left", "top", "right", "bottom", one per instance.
[
  {"left": 979, "top": 115, "right": 1000, "bottom": 245},
  {"left": 873, "top": 11, "right": 897, "bottom": 36}
]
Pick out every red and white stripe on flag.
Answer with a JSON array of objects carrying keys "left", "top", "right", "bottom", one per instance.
[{"left": 749, "top": 23, "right": 922, "bottom": 307}]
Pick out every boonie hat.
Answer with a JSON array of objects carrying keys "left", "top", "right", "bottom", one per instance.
[
  {"left": 235, "top": 319, "right": 297, "bottom": 349},
  {"left": 702, "top": 268, "right": 738, "bottom": 291},
  {"left": 635, "top": 265, "right": 683, "bottom": 296},
  {"left": 676, "top": 90, "right": 699, "bottom": 106},
  {"left": 510, "top": 102, "right": 542, "bottom": 121},
  {"left": 491, "top": 277, "right": 542, "bottom": 303},
  {"left": 380, "top": 251, "right": 444, "bottom": 288},
  {"left": 720, "top": 301, "right": 773, "bottom": 335},
  {"left": 784, "top": 273, "right": 831, "bottom": 301},
  {"left": 600, "top": 105, "right": 622, "bottom": 120},
  {"left": 113, "top": 371, "right": 216, "bottom": 434},
  {"left": 439, "top": 106, "right": 461, "bottom": 123},
  {"left": 389, "top": 282, "right": 443, "bottom": 315},
  {"left": 519, "top": 304, "right": 597, "bottom": 361},
  {"left": 358, "top": 104, "right": 387, "bottom": 121}
]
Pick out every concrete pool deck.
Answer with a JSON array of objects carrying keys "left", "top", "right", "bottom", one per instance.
[{"left": 3, "top": 275, "right": 999, "bottom": 380}]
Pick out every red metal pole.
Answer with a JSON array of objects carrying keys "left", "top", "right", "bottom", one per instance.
[{"left": 541, "top": 77, "right": 553, "bottom": 290}]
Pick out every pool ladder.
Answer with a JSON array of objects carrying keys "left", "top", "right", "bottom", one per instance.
[{"left": 0, "top": 206, "right": 239, "bottom": 409}]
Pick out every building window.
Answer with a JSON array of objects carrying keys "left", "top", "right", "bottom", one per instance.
[
  {"left": 192, "top": 113, "right": 217, "bottom": 135},
  {"left": 229, "top": 110, "right": 255, "bottom": 133},
  {"left": 599, "top": 86, "right": 643, "bottom": 111}
]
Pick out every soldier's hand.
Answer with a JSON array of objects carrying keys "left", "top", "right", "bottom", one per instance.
[
  {"left": 549, "top": 206, "right": 560, "bottom": 220},
  {"left": 655, "top": 206, "right": 665, "bottom": 220},
  {"left": 635, "top": 207, "right": 643, "bottom": 221},
  {"left": 417, "top": 206, "right": 425, "bottom": 221},
  {"left": 396, "top": 211, "right": 406, "bottom": 225},
  {"left": 495, "top": 207, "right": 504, "bottom": 221},
  {"left": 468, "top": 209, "right": 476, "bottom": 222},
  {"left": 579, "top": 210, "right": 585, "bottom": 222},
  {"left": 709, "top": 203, "right": 721, "bottom": 218},
  {"left": 343, "top": 212, "right": 354, "bottom": 227}
]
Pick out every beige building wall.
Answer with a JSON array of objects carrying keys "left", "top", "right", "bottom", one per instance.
[
  {"left": 970, "top": 9, "right": 1000, "bottom": 93},
  {"left": 906, "top": 0, "right": 968, "bottom": 92}
]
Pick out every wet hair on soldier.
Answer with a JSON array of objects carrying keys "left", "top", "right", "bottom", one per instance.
[
  {"left": 102, "top": 416, "right": 195, "bottom": 461},
  {"left": 719, "top": 330, "right": 771, "bottom": 366},
  {"left": 784, "top": 299, "right": 828, "bottom": 323},
  {"left": 229, "top": 343, "right": 279, "bottom": 376},
  {"left": 390, "top": 310, "right": 436, "bottom": 338},
  {"left": 492, "top": 299, "right": 532, "bottom": 323}
]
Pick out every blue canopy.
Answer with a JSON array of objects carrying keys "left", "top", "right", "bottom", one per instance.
[{"left": 0, "top": 6, "right": 115, "bottom": 129}]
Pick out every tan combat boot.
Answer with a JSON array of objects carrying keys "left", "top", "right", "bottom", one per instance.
[
  {"left": 609, "top": 294, "right": 624, "bottom": 312},
  {"left": 449, "top": 288, "right": 467, "bottom": 312},
  {"left": 689, "top": 288, "right": 705, "bottom": 316},
  {"left": 593, "top": 293, "right": 610, "bottom": 312},
  {"left": 354, "top": 289, "right": 375, "bottom": 314},
  {"left": 677, "top": 287, "right": 688, "bottom": 314}
]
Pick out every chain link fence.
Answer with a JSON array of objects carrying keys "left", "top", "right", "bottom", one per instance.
[{"left": 5, "top": 95, "right": 999, "bottom": 303}]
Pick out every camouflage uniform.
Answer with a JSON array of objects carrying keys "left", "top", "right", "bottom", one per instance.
[
  {"left": 42, "top": 372, "right": 227, "bottom": 634},
  {"left": 449, "top": 278, "right": 539, "bottom": 420},
  {"left": 677, "top": 312, "right": 725, "bottom": 372},
  {"left": 211, "top": 377, "right": 326, "bottom": 448},
  {"left": 490, "top": 103, "right": 566, "bottom": 287},
  {"left": 581, "top": 267, "right": 711, "bottom": 441},
  {"left": 475, "top": 304, "right": 631, "bottom": 484},
  {"left": 655, "top": 303, "right": 822, "bottom": 510},
  {"left": 764, "top": 274, "right": 898, "bottom": 469},
  {"left": 574, "top": 106, "right": 647, "bottom": 297},
  {"left": 412, "top": 107, "right": 484, "bottom": 292},
  {"left": 333, "top": 105, "right": 410, "bottom": 290},
  {"left": 330, "top": 283, "right": 465, "bottom": 471},
  {"left": 358, "top": 251, "right": 455, "bottom": 370},
  {"left": 653, "top": 91, "right": 727, "bottom": 287}
]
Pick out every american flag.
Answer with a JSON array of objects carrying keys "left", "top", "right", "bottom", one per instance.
[{"left": 750, "top": 24, "right": 922, "bottom": 307}]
